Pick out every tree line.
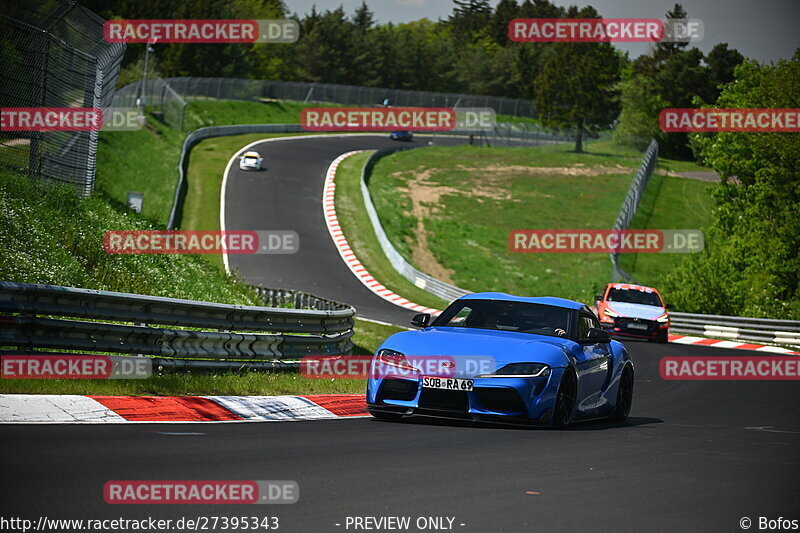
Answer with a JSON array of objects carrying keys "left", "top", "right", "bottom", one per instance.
[{"left": 85, "top": 0, "right": 745, "bottom": 157}]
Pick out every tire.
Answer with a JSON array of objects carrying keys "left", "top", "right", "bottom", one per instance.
[
  {"left": 656, "top": 331, "right": 669, "bottom": 343},
  {"left": 552, "top": 369, "right": 577, "bottom": 428},
  {"left": 609, "top": 365, "right": 634, "bottom": 422},
  {"left": 368, "top": 409, "right": 404, "bottom": 422}
]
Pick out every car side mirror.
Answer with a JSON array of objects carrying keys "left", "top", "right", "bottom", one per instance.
[
  {"left": 411, "top": 313, "right": 430, "bottom": 328},
  {"left": 580, "top": 327, "right": 611, "bottom": 344},
  {"left": 595, "top": 295, "right": 603, "bottom": 301},
  {"left": 664, "top": 303, "right": 673, "bottom": 309}
]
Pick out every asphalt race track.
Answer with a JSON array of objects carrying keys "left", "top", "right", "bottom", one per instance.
[
  {"left": 2, "top": 134, "right": 798, "bottom": 532},
  {"left": 3, "top": 340, "right": 799, "bottom": 531}
]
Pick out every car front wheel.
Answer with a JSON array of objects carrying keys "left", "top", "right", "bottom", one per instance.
[
  {"left": 552, "top": 369, "right": 577, "bottom": 428},
  {"left": 609, "top": 365, "right": 634, "bottom": 422}
]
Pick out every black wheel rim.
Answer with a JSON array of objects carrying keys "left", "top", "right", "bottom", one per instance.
[
  {"left": 557, "top": 372, "right": 577, "bottom": 425},
  {"left": 618, "top": 368, "right": 633, "bottom": 417}
]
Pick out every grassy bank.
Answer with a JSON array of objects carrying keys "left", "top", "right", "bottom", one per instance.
[
  {"left": 0, "top": 167, "right": 260, "bottom": 304},
  {"left": 367, "top": 143, "right": 714, "bottom": 304}
]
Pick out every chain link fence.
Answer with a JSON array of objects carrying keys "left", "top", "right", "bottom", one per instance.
[
  {"left": 0, "top": 0, "right": 125, "bottom": 197},
  {"left": 112, "top": 77, "right": 188, "bottom": 131},
  {"left": 114, "top": 76, "right": 541, "bottom": 132}
]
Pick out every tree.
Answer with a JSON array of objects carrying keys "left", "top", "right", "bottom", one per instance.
[
  {"left": 491, "top": 0, "right": 519, "bottom": 46},
  {"left": 664, "top": 51, "right": 800, "bottom": 318},
  {"left": 448, "top": 0, "right": 491, "bottom": 43},
  {"left": 706, "top": 43, "right": 745, "bottom": 97},
  {"left": 613, "top": 70, "right": 667, "bottom": 150},
  {"left": 533, "top": 7, "right": 621, "bottom": 152}
]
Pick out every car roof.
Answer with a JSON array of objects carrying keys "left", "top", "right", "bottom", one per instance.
[
  {"left": 242, "top": 151, "right": 260, "bottom": 157},
  {"left": 458, "top": 292, "right": 584, "bottom": 310},
  {"left": 604, "top": 282, "right": 659, "bottom": 294}
]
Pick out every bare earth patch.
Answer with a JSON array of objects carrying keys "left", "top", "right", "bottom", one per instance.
[{"left": 390, "top": 162, "right": 648, "bottom": 282}]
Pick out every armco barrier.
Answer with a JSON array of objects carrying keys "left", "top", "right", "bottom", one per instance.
[
  {"left": 609, "top": 139, "right": 659, "bottom": 282},
  {"left": 669, "top": 312, "right": 800, "bottom": 348},
  {"left": 0, "top": 282, "right": 355, "bottom": 363},
  {"left": 359, "top": 145, "right": 471, "bottom": 304}
]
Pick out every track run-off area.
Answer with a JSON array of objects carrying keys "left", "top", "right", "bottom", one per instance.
[{"left": 2, "top": 135, "right": 798, "bottom": 532}]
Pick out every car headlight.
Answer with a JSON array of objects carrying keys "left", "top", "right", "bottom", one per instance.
[
  {"left": 655, "top": 313, "right": 669, "bottom": 323},
  {"left": 375, "top": 349, "right": 416, "bottom": 370},
  {"left": 604, "top": 308, "right": 620, "bottom": 318},
  {"left": 478, "top": 363, "right": 550, "bottom": 378}
]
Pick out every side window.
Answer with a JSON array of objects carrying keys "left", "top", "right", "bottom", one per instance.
[
  {"left": 578, "top": 316, "right": 593, "bottom": 339},
  {"left": 445, "top": 306, "right": 472, "bottom": 326}
]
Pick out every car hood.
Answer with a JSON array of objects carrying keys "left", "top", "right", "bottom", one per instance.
[
  {"left": 378, "top": 327, "right": 574, "bottom": 372},
  {"left": 606, "top": 301, "right": 665, "bottom": 319}
]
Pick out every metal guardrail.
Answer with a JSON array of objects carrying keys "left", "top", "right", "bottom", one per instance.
[
  {"left": 0, "top": 282, "right": 355, "bottom": 363},
  {"left": 669, "top": 312, "right": 800, "bottom": 348},
  {"left": 609, "top": 138, "right": 659, "bottom": 282},
  {"left": 359, "top": 145, "right": 471, "bottom": 305}
]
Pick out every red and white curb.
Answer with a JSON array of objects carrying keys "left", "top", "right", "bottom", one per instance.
[
  {"left": 322, "top": 151, "right": 440, "bottom": 315},
  {"left": 0, "top": 394, "right": 369, "bottom": 424},
  {"left": 668, "top": 334, "right": 800, "bottom": 355}
]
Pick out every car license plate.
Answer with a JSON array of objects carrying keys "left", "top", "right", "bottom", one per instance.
[
  {"left": 422, "top": 376, "right": 473, "bottom": 391},
  {"left": 628, "top": 322, "right": 648, "bottom": 330}
]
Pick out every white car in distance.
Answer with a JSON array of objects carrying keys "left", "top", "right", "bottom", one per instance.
[{"left": 239, "top": 151, "right": 263, "bottom": 171}]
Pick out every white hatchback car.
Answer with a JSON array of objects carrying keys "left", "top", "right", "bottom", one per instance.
[{"left": 239, "top": 151, "right": 263, "bottom": 171}]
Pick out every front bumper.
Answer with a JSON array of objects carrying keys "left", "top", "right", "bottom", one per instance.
[
  {"left": 366, "top": 369, "right": 564, "bottom": 425},
  {"left": 600, "top": 317, "right": 667, "bottom": 339}
]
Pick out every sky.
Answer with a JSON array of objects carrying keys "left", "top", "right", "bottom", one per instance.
[{"left": 282, "top": 0, "right": 800, "bottom": 63}]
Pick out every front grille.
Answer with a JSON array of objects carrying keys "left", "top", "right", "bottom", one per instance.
[
  {"left": 378, "top": 379, "right": 418, "bottom": 401},
  {"left": 476, "top": 388, "right": 526, "bottom": 413},
  {"left": 615, "top": 318, "right": 657, "bottom": 332},
  {"left": 418, "top": 389, "right": 469, "bottom": 412}
]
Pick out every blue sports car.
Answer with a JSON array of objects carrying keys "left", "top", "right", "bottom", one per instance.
[
  {"left": 389, "top": 131, "right": 413, "bottom": 141},
  {"left": 366, "top": 293, "right": 634, "bottom": 428}
]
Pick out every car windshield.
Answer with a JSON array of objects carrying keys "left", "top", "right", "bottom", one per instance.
[
  {"left": 432, "top": 299, "right": 572, "bottom": 338},
  {"left": 607, "top": 288, "right": 662, "bottom": 307},
  {"left": 243, "top": 157, "right": 257, "bottom": 163}
]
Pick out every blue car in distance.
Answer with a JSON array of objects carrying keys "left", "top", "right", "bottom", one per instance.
[
  {"left": 366, "top": 293, "right": 634, "bottom": 428},
  {"left": 389, "top": 131, "right": 413, "bottom": 141}
]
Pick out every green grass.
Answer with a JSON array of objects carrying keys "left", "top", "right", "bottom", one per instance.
[
  {"left": 617, "top": 172, "right": 715, "bottom": 285},
  {"left": 96, "top": 116, "right": 184, "bottom": 227},
  {"left": 0, "top": 373, "right": 367, "bottom": 396},
  {"left": 368, "top": 143, "right": 715, "bottom": 304},
  {"left": 334, "top": 152, "right": 447, "bottom": 310},
  {"left": 182, "top": 99, "right": 339, "bottom": 130},
  {"left": 0, "top": 166, "right": 261, "bottom": 304},
  {"left": 0, "top": 318, "right": 402, "bottom": 396}
]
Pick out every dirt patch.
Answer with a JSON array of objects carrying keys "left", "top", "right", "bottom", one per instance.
[
  {"left": 454, "top": 163, "right": 634, "bottom": 177},
  {"left": 656, "top": 169, "right": 722, "bottom": 182}
]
